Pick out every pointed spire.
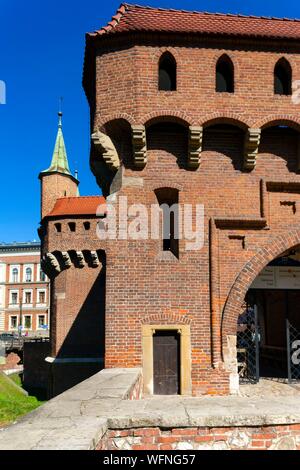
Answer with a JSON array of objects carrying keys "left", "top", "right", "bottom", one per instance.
[{"left": 42, "top": 110, "right": 71, "bottom": 175}]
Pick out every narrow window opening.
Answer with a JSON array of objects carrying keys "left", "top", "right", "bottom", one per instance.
[
  {"left": 12, "top": 268, "right": 18, "bottom": 283},
  {"left": 38, "top": 291, "right": 46, "bottom": 304},
  {"left": 24, "top": 315, "right": 32, "bottom": 329},
  {"left": 274, "top": 58, "right": 292, "bottom": 95},
  {"left": 155, "top": 188, "right": 179, "bottom": 258},
  {"left": 10, "top": 316, "right": 18, "bottom": 329},
  {"left": 68, "top": 222, "right": 76, "bottom": 232},
  {"left": 25, "top": 267, "right": 32, "bottom": 282},
  {"left": 55, "top": 223, "right": 62, "bottom": 233},
  {"left": 83, "top": 221, "right": 91, "bottom": 231},
  {"left": 38, "top": 315, "right": 46, "bottom": 328},
  {"left": 216, "top": 55, "right": 234, "bottom": 93},
  {"left": 159, "top": 52, "right": 176, "bottom": 91}
]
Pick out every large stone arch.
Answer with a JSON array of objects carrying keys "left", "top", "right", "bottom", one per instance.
[{"left": 221, "top": 227, "right": 300, "bottom": 347}]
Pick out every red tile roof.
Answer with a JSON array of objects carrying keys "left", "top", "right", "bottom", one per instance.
[
  {"left": 47, "top": 196, "right": 106, "bottom": 218},
  {"left": 89, "top": 3, "right": 300, "bottom": 40}
]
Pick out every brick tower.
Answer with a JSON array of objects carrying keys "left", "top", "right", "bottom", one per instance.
[{"left": 41, "top": 4, "right": 300, "bottom": 397}]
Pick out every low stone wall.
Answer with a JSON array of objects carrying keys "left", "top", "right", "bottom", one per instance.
[
  {"left": 1, "top": 367, "right": 300, "bottom": 451},
  {"left": 0, "top": 368, "right": 143, "bottom": 450},
  {"left": 99, "top": 425, "right": 300, "bottom": 451}
]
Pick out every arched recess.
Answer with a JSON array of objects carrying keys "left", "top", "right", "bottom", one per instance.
[
  {"left": 254, "top": 117, "right": 300, "bottom": 173},
  {"left": 145, "top": 116, "right": 189, "bottom": 169},
  {"left": 216, "top": 54, "right": 234, "bottom": 93},
  {"left": 274, "top": 58, "right": 292, "bottom": 95},
  {"left": 202, "top": 119, "right": 246, "bottom": 171},
  {"left": 158, "top": 52, "right": 177, "bottom": 91},
  {"left": 221, "top": 228, "right": 300, "bottom": 350},
  {"left": 91, "top": 118, "right": 133, "bottom": 195}
]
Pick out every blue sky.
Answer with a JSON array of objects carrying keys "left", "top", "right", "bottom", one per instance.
[{"left": 1, "top": 0, "right": 300, "bottom": 242}]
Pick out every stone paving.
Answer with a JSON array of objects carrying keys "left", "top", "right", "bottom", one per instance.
[{"left": 240, "top": 378, "right": 300, "bottom": 397}]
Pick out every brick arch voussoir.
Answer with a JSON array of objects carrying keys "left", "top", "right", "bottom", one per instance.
[
  {"left": 152, "top": 47, "right": 181, "bottom": 62},
  {"left": 141, "top": 312, "right": 191, "bottom": 325},
  {"left": 221, "top": 228, "right": 300, "bottom": 350},
  {"left": 200, "top": 112, "right": 251, "bottom": 130},
  {"left": 148, "top": 181, "right": 184, "bottom": 192},
  {"left": 96, "top": 112, "right": 137, "bottom": 130},
  {"left": 143, "top": 110, "right": 196, "bottom": 127},
  {"left": 254, "top": 115, "right": 300, "bottom": 132}
]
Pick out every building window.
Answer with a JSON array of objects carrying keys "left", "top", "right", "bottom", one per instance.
[
  {"left": 155, "top": 188, "right": 179, "bottom": 258},
  {"left": 25, "top": 267, "right": 32, "bottom": 282},
  {"left": 68, "top": 222, "right": 76, "bottom": 232},
  {"left": 25, "top": 292, "right": 32, "bottom": 304},
  {"left": 158, "top": 52, "right": 176, "bottom": 91},
  {"left": 83, "top": 221, "right": 91, "bottom": 231},
  {"left": 23, "top": 315, "right": 32, "bottom": 329},
  {"left": 38, "top": 315, "right": 46, "bottom": 329},
  {"left": 38, "top": 291, "right": 46, "bottom": 304},
  {"left": 12, "top": 268, "right": 18, "bottom": 283},
  {"left": 274, "top": 58, "right": 292, "bottom": 95},
  {"left": 55, "top": 223, "right": 62, "bottom": 233},
  {"left": 40, "top": 269, "right": 46, "bottom": 282},
  {"left": 10, "top": 316, "right": 18, "bottom": 329},
  {"left": 216, "top": 54, "right": 234, "bottom": 93},
  {"left": 11, "top": 292, "right": 18, "bottom": 305}
]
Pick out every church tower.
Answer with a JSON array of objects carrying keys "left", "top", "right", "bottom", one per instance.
[{"left": 39, "top": 111, "right": 79, "bottom": 219}]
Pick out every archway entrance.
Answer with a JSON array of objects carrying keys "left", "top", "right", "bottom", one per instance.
[{"left": 237, "top": 249, "right": 300, "bottom": 384}]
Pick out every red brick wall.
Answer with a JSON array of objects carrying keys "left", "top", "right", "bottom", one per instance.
[
  {"left": 50, "top": 263, "right": 105, "bottom": 358},
  {"left": 97, "top": 424, "right": 300, "bottom": 450},
  {"left": 93, "top": 41, "right": 300, "bottom": 129},
  {"left": 43, "top": 34, "right": 300, "bottom": 395}
]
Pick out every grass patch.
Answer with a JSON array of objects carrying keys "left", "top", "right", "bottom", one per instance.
[
  {"left": 8, "top": 372, "right": 22, "bottom": 387},
  {"left": 0, "top": 372, "right": 44, "bottom": 427}
]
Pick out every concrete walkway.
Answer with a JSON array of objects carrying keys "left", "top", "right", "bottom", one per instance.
[{"left": 1, "top": 369, "right": 300, "bottom": 450}]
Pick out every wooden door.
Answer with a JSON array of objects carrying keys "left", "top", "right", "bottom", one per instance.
[{"left": 153, "top": 330, "right": 180, "bottom": 395}]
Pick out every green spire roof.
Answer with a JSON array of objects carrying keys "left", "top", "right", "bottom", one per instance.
[{"left": 43, "top": 112, "right": 71, "bottom": 175}]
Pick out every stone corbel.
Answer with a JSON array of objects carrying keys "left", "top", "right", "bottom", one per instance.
[
  {"left": 61, "top": 252, "right": 72, "bottom": 269},
  {"left": 91, "top": 130, "right": 120, "bottom": 170},
  {"left": 76, "top": 251, "right": 85, "bottom": 268},
  {"left": 244, "top": 128, "right": 261, "bottom": 170},
  {"left": 131, "top": 125, "right": 147, "bottom": 168},
  {"left": 188, "top": 126, "right": 203, "bottom": 169},
  {"left": 42, "top": 253, "right": 61, "bottom": 276},
  {"left": 90, "top": 251, "right": 101, "bottom": 267}
]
